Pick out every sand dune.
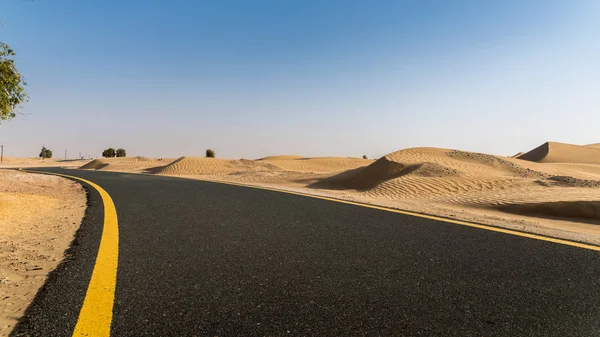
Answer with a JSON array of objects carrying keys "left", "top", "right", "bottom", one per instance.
[
  {"left": 538, "top": 163, "right": 600, "bottom": 180},
  {"left": 517, "top": 142, "right": 600, "bottom": 164},
  {"left": 79, "top": 157, "right": 176, "bottom": 172},
  {"left": 305, "top": 146, "right": 600, "bottom": 242},
  {"left": 74, "top": 144, "right": 600, "bottom": 244},
  {"left": 155, "top": 156, "right": 283, "bottom": 176},
  {"left": 315, "top": 147, "right": 546, "bottom": 192},
  {"left": 260, "top": 156, "right": 371, "bottom": 174},
  {"left": 585, "top": 143, "right": 600, "bottom": 149},
  {"left": 151, "top": 155, "right": 372, "bottom": 177},
  {"left": 80, "top": 155, "right": 372, "bottom": 177}
]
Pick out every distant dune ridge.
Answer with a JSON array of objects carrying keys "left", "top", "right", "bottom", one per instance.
[
  {"left": 155, "top": 156, "right": 282, "bottom": 176},
  {"left": 517, "top": 142, "right": 600, "bottom": 165},
  {"left": 152, "top": 155, "right": 371, "bottom": 176}
]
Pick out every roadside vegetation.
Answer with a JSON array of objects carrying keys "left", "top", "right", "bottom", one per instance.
[
  {"left": 102, "top": 148, "right": 127, "bottom": 157},
  {"left": 0, "top": 43, "right": 28, "bottom": 122},
  {"left": 102, "top": 148, "right": 116, "bottom": 157},
  {"left": 39, "top": 146, "right": 52, "bottom": 159}
]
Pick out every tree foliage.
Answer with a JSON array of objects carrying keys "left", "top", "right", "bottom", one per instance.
[
  {"left": 39, "top": 146, "right": 52, "bottom": 159},
  {"left": 362, "top": 155, "right": 368, "bottom": 159},
  {"left": 102, "top": 148, "right": 116, "bottom": 158},
  {"left": 116, "top": 148, "right": 126, "bottom": 157},
  {"left": 0, "top": 43, "right": 28, "bottom": 121},
  {"left": 206, "top": 149, "right": 215, "bottom": 158}
]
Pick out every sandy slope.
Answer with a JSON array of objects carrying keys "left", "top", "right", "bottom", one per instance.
[
  {"left": 76, "top": 144, "right": 600, "bottom": 244},
  {"left": 0, "top": 171, "right": 86, "bottom": 335}
]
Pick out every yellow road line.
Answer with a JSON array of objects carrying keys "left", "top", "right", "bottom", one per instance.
[
  {"left": 22, "top": 170, "right": 119, "bottom": 337},
  {"left": 198, "top": 178, "right": 600, "bottom": 252}
]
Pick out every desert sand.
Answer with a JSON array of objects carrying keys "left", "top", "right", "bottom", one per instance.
[
  {"left": 79, "top": 156, "right": 177, "bottom": 173},
  {"left": 78, "top": 142, "right": 600, "bottom": 244},
  {"left": 4, "top": 144, "right": 595, "bottom": 331},
  {"left": 0, "top": 170, "right": 86, "bottom": 335},
  {"left": 0, "top": 157, "right": 90, "bottom": 169}
]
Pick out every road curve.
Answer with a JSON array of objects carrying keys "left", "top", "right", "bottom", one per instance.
[{"left": 10, "top": 168, "right": 600, "bottom": 336}]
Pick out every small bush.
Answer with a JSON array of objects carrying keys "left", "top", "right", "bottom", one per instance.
[
  {"left": 206, "top": 149, "right": 215, "bottom": 158},
  {"left": 39, "top": 146, "right": 52, "bottom": 159},
  {"left": 362, "top": 155, "right": 368, "bottom": 159},
  {"left": 102, "top": 148, "right": 116, "bottom": 158},
  {"left": 116, "top": 148, "right": 126, "bottom": 157}
]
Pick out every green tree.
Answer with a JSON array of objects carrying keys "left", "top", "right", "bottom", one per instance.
[
  {"left": 39, "top": 146, "right": 52, "bottom": 159},
  {"left": 362, "top": 155, "right": 368, "bottom": 159},
  {"left": 0, "top": 43, "right": 28, "bottom": 121},
  {"left": 116, "top": 148, "right": 126, "bottom": 157},
  {"left": 102, "top": 148, "right": 116, "bottom": 158},
  {"left": 206, "top": 149, "right": 215, "bottom": 158}
]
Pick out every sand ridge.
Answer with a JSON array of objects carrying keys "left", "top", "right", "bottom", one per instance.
[
  {"left": 314, "top": 147, "right": 547, "bottom": 191},
  {"left": 517, "top": 142, "right": 600, "bottom": 165}
]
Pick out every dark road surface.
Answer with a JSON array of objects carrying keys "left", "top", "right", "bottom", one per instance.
[{"left": 10, "top": 168, "right": 600, "bottom": 336}]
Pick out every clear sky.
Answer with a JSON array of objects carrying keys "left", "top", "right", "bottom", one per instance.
[{"left": 0, "top": 0, "right": 598, "bottom": 159}]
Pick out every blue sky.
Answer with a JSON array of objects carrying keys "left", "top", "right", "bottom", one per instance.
[{"left": 0, "top": 0, "right": 598, "bottom": 159}]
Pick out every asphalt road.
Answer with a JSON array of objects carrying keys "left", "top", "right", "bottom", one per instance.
[{"left": 10, "top": 168, "right": 600, "bottom": 336}]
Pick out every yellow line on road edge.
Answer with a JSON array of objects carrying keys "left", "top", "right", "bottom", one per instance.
[
  {"left": 202, "top": 179, "right": 600, "bottom": 252},
  {"left": 22, "top": 170, "right": 118, "bottom": 337}
]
